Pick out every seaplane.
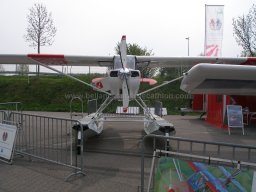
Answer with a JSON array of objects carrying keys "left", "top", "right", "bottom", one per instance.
[{"left": 0, "top": 35, "right": 256, "bottom": 138}]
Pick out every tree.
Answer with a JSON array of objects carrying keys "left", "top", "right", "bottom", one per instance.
[
  {"left": 115, "top": 42, "right": 153, "bottom": 56},
  {"left": 24, "top": 3, "right": 57, "bottom": 74},
  {"left": 16, "top": 64, "right": 29, "bottom": 75},
  {"left": 232, "top": 4, "right": 256, "bottom": 56},
  {"left": 115, "top": 42, "right": 157, "bottom": 77},
  {"left": 0, "top": 65, "right": 4, "bottom": 72}
]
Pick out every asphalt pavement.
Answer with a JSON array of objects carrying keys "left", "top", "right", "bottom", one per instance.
[{"left": 0, "top": 112, "right": 256, "bottom": 192}]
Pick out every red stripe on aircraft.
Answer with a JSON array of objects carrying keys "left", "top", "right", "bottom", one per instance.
[
  {"left": 241, "top": 57, "right": 256, "bottom": 66},
  {"left": 27, "top": 54, "right": 67, "bottom": 65}
]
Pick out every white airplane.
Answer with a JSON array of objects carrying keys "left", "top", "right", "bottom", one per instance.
[{"left": 0, "top": 35, "right": 256, "bottom": 137}]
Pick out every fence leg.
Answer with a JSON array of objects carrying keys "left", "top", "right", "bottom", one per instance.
[
  {"left": 65, "top": 123, "right": 86, "bottom": 182},
  {"left": 65, "top": 169, "right": 86, "bottom": 182},
  {"left": 147, "top": 150, "right": 157, "bottom": 192}
]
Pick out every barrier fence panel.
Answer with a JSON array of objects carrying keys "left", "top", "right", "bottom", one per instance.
[
  {"left": 0, "top": 110, "right": 7, "bottom": 123},
  {"left": 140, "top": 135, "right": 256, "bottom": 192},
  {"left": 9, "top": 112, "right": 85, "bottom": 180}
]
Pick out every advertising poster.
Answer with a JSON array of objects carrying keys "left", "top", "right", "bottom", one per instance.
[
  {"left": 226, "top": 105, "right": 243, "bottom": 128},
  {"left": 0, "top": 123, "right": 17, "bottom": 160}
]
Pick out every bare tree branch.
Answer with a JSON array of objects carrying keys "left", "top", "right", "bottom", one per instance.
[
  {"left": 233, "top": 4, "right": 256, "bottom": 56},
  {"left": 24, "top": 3, "right": 57, "bottom": 54},
  {"left": 24, "top": 3, "right": 57, "bottom": 75},
  {"left": 16, "top": 65, "right": 29, "bottom": 75}
]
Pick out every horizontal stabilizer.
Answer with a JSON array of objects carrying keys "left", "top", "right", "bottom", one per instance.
[
  {"left": 140, "top": 78, "right": 157, "bottom": 85},
  {"left": 91, "top": 77, "right": 110, "bottom": 91}
]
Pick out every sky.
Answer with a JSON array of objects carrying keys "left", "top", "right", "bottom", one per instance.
[{"left": 0, "top": 0, "right": 255, "bottom": 73}]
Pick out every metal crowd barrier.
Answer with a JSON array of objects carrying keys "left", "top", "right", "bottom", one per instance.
[
  {"left": 0, "top": 110, "right": 7, "bottom": 123},
  {"left": 9, "top": 112, "right": 85, "bottom": 181},
  {"left": 140, "top": 134, "right": 256, "bottom": 192},
  {"left": 0, "top": 102, "right": 22, "bottom": 124},
  {"left": 0, "top": 102, "right": 22, "bottom": 113}
]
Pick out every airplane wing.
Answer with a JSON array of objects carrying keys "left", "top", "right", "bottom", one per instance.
[
  {"left": 180, "top": 64, "right": 256, "bottom": 95},
  {"left": 136, "top": 56, "right": 256, "bottom": 68},
  {"left": 0, "top": 54, "right": 114, "bottom": 67},
  {"left": 1, "top": 54, "right": 256, "bottom": 68}
]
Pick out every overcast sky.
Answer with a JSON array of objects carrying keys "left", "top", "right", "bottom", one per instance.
[{"left": 0, "top": 0, "right": 255, "bottom": 73}]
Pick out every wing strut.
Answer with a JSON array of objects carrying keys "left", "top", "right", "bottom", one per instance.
[
  {"left": 28, "top": 57, "right": 112, "bottom": 96},
  {"left": 137, "top": 76, "right": 184, "bottom": 96}
]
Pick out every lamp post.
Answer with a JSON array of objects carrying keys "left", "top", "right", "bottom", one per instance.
[{"left": 185, "top": 37, "right": 190, "bottom": 56}]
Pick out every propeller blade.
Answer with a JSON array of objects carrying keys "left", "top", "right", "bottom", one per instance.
[
  {"left": 118, "top": 35, "right": 130, "bottom": 112},
  {"left": 119, "top": 35, "right": 127, "bottom": 69},
  {"left": 122, "top": 80, "right": 129, "bottom": 112}
]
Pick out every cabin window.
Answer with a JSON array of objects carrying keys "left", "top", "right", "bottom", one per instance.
[
  {"left": 110, "top": 71, "right": 118, "bottom": 77},
  {"left": 131, "top": 71, "right": 140, "bottom": 77}
]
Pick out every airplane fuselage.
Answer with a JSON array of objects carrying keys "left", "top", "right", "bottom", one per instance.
[
  {"left": 91, "top": 35, "right": 157, "bottom": 112},
  {"left": 92, "top": 55, "right": 141, "bottom": 100},
  {"left": 109, "top": 56, "right": 141, "bottom": 99}
]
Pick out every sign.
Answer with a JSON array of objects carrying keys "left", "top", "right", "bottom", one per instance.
[
  {"left": 0, "top": 123, "right": 17, "bottom": 160},
  {"left": 226, "top": 105, "right": 244, "bottom": 135}
]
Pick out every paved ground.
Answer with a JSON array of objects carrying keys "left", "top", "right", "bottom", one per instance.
[{"left": 0, "top": 112, "right": 256, "bottom": 192}]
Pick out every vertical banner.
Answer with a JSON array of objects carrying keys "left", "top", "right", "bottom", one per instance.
[
  {"left": 205, "top": 5, "right": 225, "bottom": 127},
  {"left": 205, "top": 5, "right": 224, "bottom": 57}
]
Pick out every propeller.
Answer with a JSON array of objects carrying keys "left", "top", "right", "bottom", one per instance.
[{"left": 119, "top": 35, "right": 130, "bottom": 112}]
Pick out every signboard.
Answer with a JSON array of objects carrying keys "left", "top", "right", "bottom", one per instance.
[
  {"left": 226, "top": 105, "right": 244, "bottom": 135},
  {"left": 0, "top": 123, "right": 17, "bottom": 161}
]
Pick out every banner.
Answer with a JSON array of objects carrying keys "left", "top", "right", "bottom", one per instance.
[
  {"left": 204, "top": 5, "right": 225, "bottom": 128},
  {"left": 155, "top": 157, "right": 256, "bottom": 192},
  {"left": 205, "top": 5, "right": 224, "bottom": 56}
]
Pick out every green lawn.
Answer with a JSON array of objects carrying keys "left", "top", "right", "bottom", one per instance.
[{"left": 0, "top": 74, "right": 191, "bottom": 113}]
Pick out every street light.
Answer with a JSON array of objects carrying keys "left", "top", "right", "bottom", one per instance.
[{"left": 185, "top": 37, "right": 190, "bottom": 56}]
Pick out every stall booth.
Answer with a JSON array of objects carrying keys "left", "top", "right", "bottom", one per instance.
[
  {"left": 192, "top": 94, "right": 226, "bottom": 128},
  {"left": 181, "top": 63, "right": 256, "bottom": 129},
  {"left": 193, "top": 94, "right": 256, "bottom": 128}
]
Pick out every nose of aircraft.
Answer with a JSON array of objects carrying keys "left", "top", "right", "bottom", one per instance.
[{"left": 118, "top": 67, "right": 130, "bottom": 80}]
